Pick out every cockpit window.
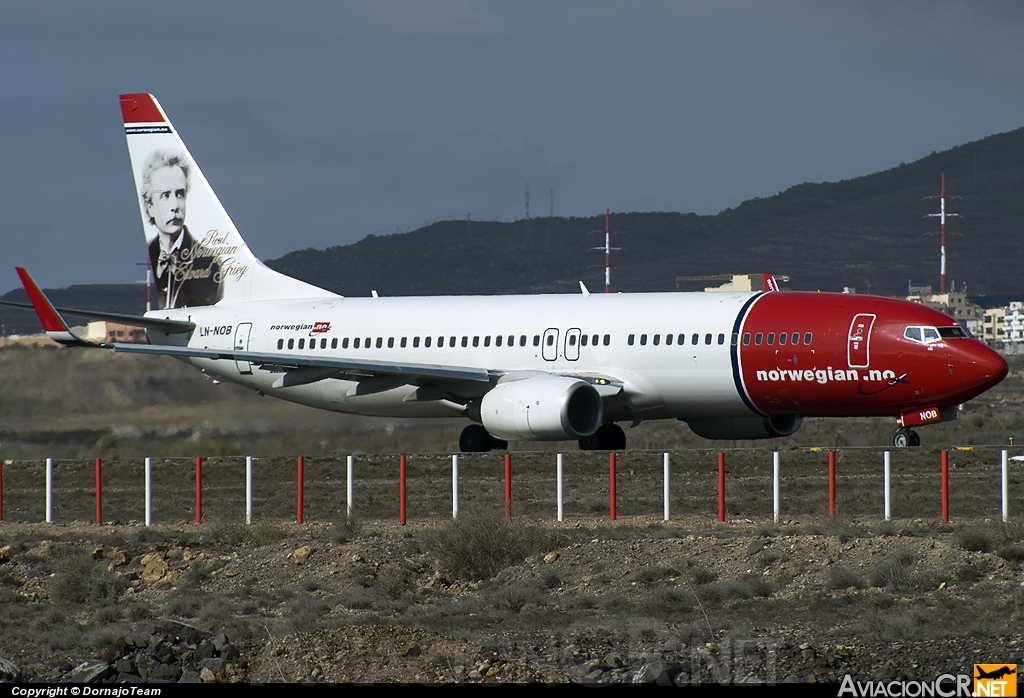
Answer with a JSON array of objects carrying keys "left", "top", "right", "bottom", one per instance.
[{"left": 904, "top": 326, "right": 949, "bottom": 343}]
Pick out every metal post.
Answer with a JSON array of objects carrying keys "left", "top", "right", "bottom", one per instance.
[
  {"left": 346, "top": 455, "right": 353, "bottom": 520},
  {"left": 1002, "top": 450, "right": 1009, "bottom": 523},
  {"left": 883, "top": 451, "right": 891, "bottom": 521},
  {"left": 718, "top": 452, "right": 725, "bottom": 522},
  {"left": 663, "top": 452, "right": 670, "bottom": 521},
  {"left": 195, "top": 456, "right": 202, "bottom": 524},
  {"left": 245, "top": 456, "right": 253, "bottom": 525},
  {"left": 0, "top": 460, "right": 3, "bottom": 522},
  {"left": 556, "top": 453, "right": 564, "bottom": 522},
  {"left": 504, "top": 453, "right": 512, "bottom": 520},
  {"left": 145, "top": 457, "right": 152, "bottom": 527},
  {"left": 773, "top": 451, "right": 780, "bottom": 524},
  {"left": 609, "top": 452, "right": 616, "bottom": 521},
  {"left": 46, "top": 457, "right": 53, "bottom": 523},
  {"left": 941, "top": 450, "right": 949, "bottom": 522},
  {"left": 297, "top": 456, "right": 304, "bottom": 524},
  {"left": 828, "top": 451, "right": 836, "bottom": 520},
  {"left": 399, "top": 454, "right": 406, "bottom": 526},
  {"left": 452, "top": 454, "right": 459, "bottom": 519},
  {"left": 95, "top": 457, "right": 102, "bottom": 525}
]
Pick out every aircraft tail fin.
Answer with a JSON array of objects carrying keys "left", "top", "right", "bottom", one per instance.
[
  {"left": 763, "top": 274, "right": 780, "bottom": 292},
  {"left": 120, "top": 93, "right": 335, "bottom": 310}
]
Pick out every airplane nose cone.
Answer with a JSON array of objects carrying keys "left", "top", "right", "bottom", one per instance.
[{"left": 961, "top": 343, "right": 1008, "bottom": 392}]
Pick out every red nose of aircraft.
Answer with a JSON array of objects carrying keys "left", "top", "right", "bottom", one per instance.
[{"left": 958, "top": 341, "right": 1008, "bottom": 400}]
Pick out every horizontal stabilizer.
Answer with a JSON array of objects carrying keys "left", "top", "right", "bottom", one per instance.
[{"left": 0, "top": 300, "right": 194, "bottom": 334}]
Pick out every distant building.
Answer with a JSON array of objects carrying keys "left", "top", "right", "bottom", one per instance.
[
  {"left": 84, "top": 321, "right": 147, "bottom": 344},
  {"left": 905, "top": 286, "right": 984, "bottom": 338},
  {"left": 983, "top": 306, "right": 1007, "bottom": 346},
  {"left": 702, "top": 274, "right": 788, "bottom": 293}
]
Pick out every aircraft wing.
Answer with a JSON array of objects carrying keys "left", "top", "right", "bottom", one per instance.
[
  {"left": 7, "top": 267, "right": 194, "bottom": 336},
  {"left": 113, "top": 342, "right": 495, "bottom": 384}
]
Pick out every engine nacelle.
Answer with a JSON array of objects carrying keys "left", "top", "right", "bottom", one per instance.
[
  {"left": 479, "top": 376, "right": 603, "bottom": 441},
  {"left": 685, "top": 415, "right": 803, "bottom": 440}
]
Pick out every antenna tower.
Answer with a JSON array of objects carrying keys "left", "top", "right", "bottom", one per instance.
[
  {"left": 591, "top": 209, "right": 621, "bottom": 293},
  {"left": 925, "top": 172, "right": 960, "bottom": 295}
]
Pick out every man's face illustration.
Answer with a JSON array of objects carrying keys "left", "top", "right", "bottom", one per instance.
[{"left": 148, "top": 166, "right": 187, "bottom": 238}]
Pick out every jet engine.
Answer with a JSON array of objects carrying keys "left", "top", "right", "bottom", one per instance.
[
  {"left": 685, "top": 415, "right": 803, "bottom": 440},
  {"left": 478, "top": 376, "right": 603, "bottom": 441}
]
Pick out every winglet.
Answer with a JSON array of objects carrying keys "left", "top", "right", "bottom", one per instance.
[
  {"left": 579, "top": 281, "right": 590, "bottom": 295},
  {"left": 15, "top": 267, "right": 89, "bottom": 345},
  {"left": 763, "top": 274, "right": 780, "bottom": 292}
]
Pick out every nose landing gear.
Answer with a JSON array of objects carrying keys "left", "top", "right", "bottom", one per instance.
[{"left": 893, "top": 429, "right": 920, "bottom": 448}]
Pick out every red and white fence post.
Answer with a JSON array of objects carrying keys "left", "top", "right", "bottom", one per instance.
[
  {"left": 1002, "top": 450, "right": 1010, "bottom": 523},
  {"left": 556, "top": 453, "right": 564, "bottom": 522},
  {"left": 46, "top": 458, "right": 53, "bottom": 523},
  {"left": 772, "top": 451, "right": 780, "bottom": 523},
  {"left": 663, "top": 452, "right": 670, "bottom": 521}
]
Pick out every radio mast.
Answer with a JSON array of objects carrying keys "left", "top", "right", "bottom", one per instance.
[
  {"left": 591, "top": 209, "right": 620, "bottom": 293},
  {"left": 925, "top": 172, "right": 960, "bottom": 295}
]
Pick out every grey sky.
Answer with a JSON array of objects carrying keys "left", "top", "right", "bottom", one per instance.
[{"left": 2, "top": 1, "right": 1023, "bottom": 293}]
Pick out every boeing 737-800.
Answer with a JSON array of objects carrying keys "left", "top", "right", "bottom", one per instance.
[{"left": 6, "top": 94, "right": 1008, "bottom": 452}]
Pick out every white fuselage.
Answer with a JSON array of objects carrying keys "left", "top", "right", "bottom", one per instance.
[{"left": 156, "top": 290, "right": 756, "bottom": 422}]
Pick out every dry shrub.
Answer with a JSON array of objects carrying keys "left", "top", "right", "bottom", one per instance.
[
  {"left": 867, "top": 552, "right": 934, "bottom": 592},
  {"left": 422, "top": 513, "right": 557, "bottom": 581},
  {"left": 996, "top": 544, "right": 1024, "bottom": 563},
  {"left": 955, "top": 529, "right": 992, "bottom": 553},
  {"left": 829, "top": 566, "right": 866, "bottom": 590}
]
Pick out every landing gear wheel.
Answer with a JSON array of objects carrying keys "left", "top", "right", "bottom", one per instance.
[
  {"left": 459, "top": 424, "right": 506, "bottom": 453},
  {"left": 578, "top": 423, "right": 627, "bottom": 451},
  {"left": 893, "top": 429, "right": 920, "bottom": 448}
]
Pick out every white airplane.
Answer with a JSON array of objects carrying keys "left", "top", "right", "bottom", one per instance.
[{"left": 8, "top": 94, "right": 1008, "bottom": 451}]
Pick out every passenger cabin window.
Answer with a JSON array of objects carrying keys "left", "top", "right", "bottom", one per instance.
[
  {"left": 387, "top": 337, "right": 394, "bottom": 348},
  {"left": 766, "top": 332, "right": 775, "bottom": 345},
  {"left": 640, "top": 334, "right": 647, "bottom": 346},
  {"left": 376, "top": 338, "right": 383, "bottom": 348},
  {"left": 754, "top": 333, "right": 762, "bottom": 345},
  {"left": 603, "top": 334, "right": 611, "bottom": 346},
  {"left": 779, "top": 333, "right": 787, "bottom": 345},
  {"left": 533, "top": 335, "right": 541, "bottom": 346},
  {"left": 791, "top": 332, "right": 799, "bottom": 345},
  {"left": 665, "top": 334, "right": 672, "bottom": 345},
  {"left": 298, "top": 338, "right": 305, "bottom": 349},
  {"left": 288, "top": 338, "right": 294, "bottom": 349},
  {"left": 450, "top": 336, "right": 456, "bottom": 347},
  {"left": 331, "top": 338, "right": 338, "bottom": 349},
  {"left": 628, "top": 334, "right": 635, "bottom": 346},
  {"left": 653, "top": 334, "right": 660, "bottom": 346},
  {"left": 704, "top": 333, "right": 712, "bottom": 345},
  {"left": 484, "top": 336, "right": 490, "bottom": 347},
  {"left": 520, "top": 335, "right": 527, "bottom": 346},
  {"left": 321, "top": 338, "right": 327, "bottom": 349},
  {"left": 365, "top": 336, "right": 371, "bottom": 347},
  {"left": 546, "top": 335, "right": 555, "bottom": 346},
  {"left": 803, "top": 332, "right": 812, "bottom": 345},
  {"left": 277, "top": 339, "right": 284, "bottom": 350},
  {"left": 593, "top": 334, "right": 600, "bottom": 345},
  {"left": 400, "top": 337, "right": 406, "bottom": 348},
  {"left": 743, "top": 333, "right": 750, "bottom": 345},
  {"left": 413, "top": 337, "right": 420, "bottom": 347},
  {"left": 581, "top": 334, "right": 588, "bottom": 346},
  {"left": 342, "top": 338, "right": 349, "bottom": 349},
  {"left": 569, "top": 334, "right": 577, "bottom": 346},
  {"left": 424, "top": 336, "right": 431, "bottom": 348},
  {"left": 677, "top": 333, "right": 685, "bottom": 345}
]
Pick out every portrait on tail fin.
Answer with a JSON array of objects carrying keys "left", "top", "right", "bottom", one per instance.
[{"left": 141, "top": 149, "right": 223, "bottom": 309}]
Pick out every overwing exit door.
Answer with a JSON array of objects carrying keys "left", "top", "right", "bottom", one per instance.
[
  {"left": 542, "top": 328, "right": 559, "bottom": 361},
  {"left": 564, "top": 328, "right": 581, "bottom": 361},
  {"left": 234, "top": 322, "right": 253, "bottom": 374}
]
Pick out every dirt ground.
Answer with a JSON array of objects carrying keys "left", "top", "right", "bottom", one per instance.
[{"left": 0, "top": 347, "right": 1023, "bottom": 684}]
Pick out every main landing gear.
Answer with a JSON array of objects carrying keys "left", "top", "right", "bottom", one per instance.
[
  {"left": 893, "top": 429, "right": 920, "bottom": 448},
  {"left": 578, "top": 423, "right": 627, "bottom": 451},
  {"left": 459, "top": 424, "right": 508, "bottom": 453}
]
